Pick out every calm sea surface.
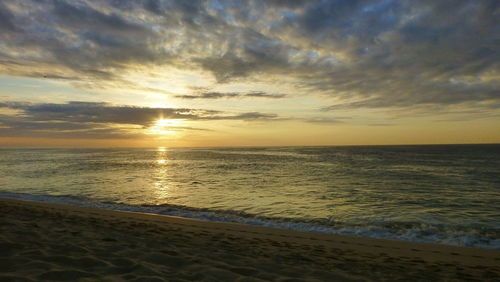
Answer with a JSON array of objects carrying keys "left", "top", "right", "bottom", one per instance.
[{"left": 1, "top": 145, "right": 499, "bottom": 248}]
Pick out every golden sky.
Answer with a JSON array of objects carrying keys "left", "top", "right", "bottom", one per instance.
[{"left": 0, "top": 1, "right": 499, "bottom": 147}]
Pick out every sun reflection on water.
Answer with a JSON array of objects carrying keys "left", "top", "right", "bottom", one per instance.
[{"left": 154, "top": 147, "right": 170, "bottom": 199}]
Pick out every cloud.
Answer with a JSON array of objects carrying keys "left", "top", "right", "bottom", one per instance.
[
  {"left": 223, "top": 112, "right": 278, "bottom": 121},
  {"left": 0, "top": 0, "right": 166, "bottom": 82},
  {"left": 291, "top": 0, "right": 500, "bottom": 109},
  {"left": 244, "top": 92, "right": 286, "bottom": 99},
  {"left": 0, "top": 115, "right": 140, "bottom": 139},
  {"left": 0, "top": 101, "right": 280, "bottom": 124},
  {"left": 175, "top": 91, "right": 286, "bottom": 99},
  {"left": 264, "top": 0, "right": 309, "bottom": 9},
  {"left": 197, "top": 54, "right": 258, "bottom": 83},
  {"left": 304, "top": 117, "right": 345, "bottom": 124},
  {"left": 0, "top": 0, "right": 498, "bottom": 113},
  {"left": 175, "top": 92, "right": 240, "bottom": 99},
  {"left": 52, "top": 1, "right": 145, "bottom": 32},
  {"left": 0, "top": 2, "right": 16, "bottom": 32},
  {"left": 0, "top": 101, "right": 280, "bottom": 138}
]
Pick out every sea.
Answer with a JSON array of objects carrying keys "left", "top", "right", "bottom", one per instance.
[{"left": 1, "top": 144, "right": 499, "bottom": 249}]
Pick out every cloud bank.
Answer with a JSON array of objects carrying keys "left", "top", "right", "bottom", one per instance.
[
  {"left": 0, "top": 101, "right": 279, "bottom": 138},
  {"left": 0, "top": 0, "right": 497, "bottom": 109}
]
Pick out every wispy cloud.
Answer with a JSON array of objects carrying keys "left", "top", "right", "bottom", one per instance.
[
  {"left": 175, "top": 91, "right": 286, "bottom": 99},
  {"left": 175, "top": 92, "right": 240, "bottom": 100},
  {"left": 244, "top": 92, "right": 286, "bottom": 99},
  {"left": 303, "top": 117, "right": 345, "bottom": 124}
]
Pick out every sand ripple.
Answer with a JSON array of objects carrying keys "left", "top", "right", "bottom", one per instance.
[{"left": 1, "top": 198, "right": 499, "bottom": 281}]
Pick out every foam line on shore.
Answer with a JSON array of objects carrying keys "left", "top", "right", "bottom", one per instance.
[{"left": 2, "top": 191, "right": 498, "bottom": 249}]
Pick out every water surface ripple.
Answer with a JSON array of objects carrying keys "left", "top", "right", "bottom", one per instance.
[{"left": 1, "top": 145, "right": 499, "bottom": 248}]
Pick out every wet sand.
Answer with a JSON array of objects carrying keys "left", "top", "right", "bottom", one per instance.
[{"left": 1, "top": 197, "right": 499, "bottom": 281}]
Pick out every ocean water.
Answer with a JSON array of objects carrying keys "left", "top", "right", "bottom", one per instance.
[{"left": 1, "top": 145, "right": 499, "bottom": 249}]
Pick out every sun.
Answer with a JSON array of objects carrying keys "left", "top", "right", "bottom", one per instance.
[{"left": 149, "top": 119, "right": 182, "bottom": 135}]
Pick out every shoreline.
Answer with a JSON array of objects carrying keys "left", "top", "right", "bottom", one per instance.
[
  {"left": 1, "top": 197, "right": 499, "bottom": 281},
  {"left": 2, "top": 192, "right": 497, "bottom": 250}
]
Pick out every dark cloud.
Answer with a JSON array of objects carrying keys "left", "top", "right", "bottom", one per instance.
[
  {"left": 196, "top": 29, "right": 293, "bottom": 83},
  {"left": 52, "top": 0, "right": 145, "bottom": 32},
  {"left": 0, "top": 0, "right": 164, "bottom": 81},
  {"left": 176, "top": 92, "right": 240, "bottom": 99},
  {"left": 300, "top": 0, "right": 500, "bottom": 109},
  {"left": 224, "top": 112, "right": 278, "bottom": 121},
  {"left": 244, "top": 92, "right": 286, "bottom": 99},
  {"left": 264, "top": 0, "right": 309, "bottom": 9},
  {"left": 0, "top": 2, "right": 16, "bottom": 32},
  {"left": 0, "top": 101, "right": 279, "bottom": 125},
  {"left": 143, "top": 0, "right": 163, "bottom": 14},
  {"left": 0, "top": 101, "right": 280, "bottom": 138},
  {"left": 175, "top": 91, "right": 286, "bottom": 99},
  {"left": 198, "top": 54, "right": 257, "bottom": 83},
  {"left": 0, "top": 113, "right": 141, "bottom": 139},
  {"left": 0, "top": 0, "right": 498, "bottom": 112}
]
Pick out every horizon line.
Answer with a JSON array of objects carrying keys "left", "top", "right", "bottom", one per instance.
[{"left": 1, "top": 142, "right": 499, "bottom": 150}]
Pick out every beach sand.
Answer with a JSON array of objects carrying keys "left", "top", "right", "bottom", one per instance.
[{"left": 1, "top": 198, "right": 499, "bottom": 281}]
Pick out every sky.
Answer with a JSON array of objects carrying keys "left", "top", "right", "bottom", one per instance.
[{"left": 0, "top": 0, "right": 499, "bottom": 147}]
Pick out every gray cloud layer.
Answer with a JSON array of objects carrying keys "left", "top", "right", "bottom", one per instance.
[
  {"left": 0, "top": 0, "right": 498, "bottom": 110},
  {"left": 0, "top": 101, "right": 278, "bottom": 138}
]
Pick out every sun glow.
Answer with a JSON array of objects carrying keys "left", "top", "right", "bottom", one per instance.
[
  {"left": 149, "top": 119, "right": 182, "bottom": 135},
  {"left": 156, "top": 119, "right": 181, "bottom": 127}
]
